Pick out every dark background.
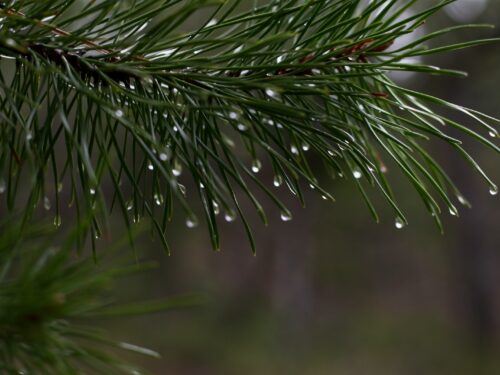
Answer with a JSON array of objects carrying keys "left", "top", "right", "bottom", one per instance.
[{"left": 95, "top": 2, "right": 500, "bottom": 374}]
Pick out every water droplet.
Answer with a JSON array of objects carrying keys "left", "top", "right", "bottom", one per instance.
[
  {"left": 277, "top": 55, "right": 285, "bottom": 63},
  {"left": 26, "top": 131, "right": 33, "bottom": 141},
  {"left": 327, "top": 150, "right": 335, "bottom": 157},
  {"left": 237, "top": 123, "right": 247, "bottom": 131},
  {"left": 172, "top": 161, "right": 182, "bottom": 176},
  {"left": 199, "top": 182, "right": 205, "bottom": 189},
  {"left": 224, "top": 211, "right": 236, "bottom": 222},
  {"left": 489, "top": 185, "right": 498, "bottom": 196},
  {"left": 159, "top": 152, "right": 169, "bottom": 161},
  {"left": 206, "top": 19, "right": 217, "bottom": 27},
  {"left": 154, "top": 193, "right": 164, "bottom": 206},
  {"left": 265, "top": 88, "right": 280, "bottom": 99},
  {"left": 457, "top": 195, "right": 469, "bottom": 206},
  {"left": 395, "top": 217, "right": 406, "bottom": 229},
  {"left": 126, "top": 200, "right": 134, "bottom": 211},
  {"left": 352, "top": 169, "right": 362, "bottom": 179},
  {"left": 43, "top": 196, "right": 51, "bottom": 210},
  {"left": 186, "top": 216, "right": 199, "bottom": 228},
  {"left": 213, "top": 201, "right": 220, "bottom": 215},
  {"left": 89, "top": 188, "right": 96, "bottom": 195},
  {"left": 147, "top": 162, "right": 154, "bottom": 171},
  {"left": 488, "top": 130, "right": 498, "bottom": 138},
  {"left": 302, "top": 143, "right": 310, "bottom": 151},
  {"left": 280, "top": 211, "right": 293, "bottom": 222},
  {"left": 115, "top": 109, "right": 124, "bottom": 118},
  {"left": 322, "top": 192, "right": 335, "bottom": 202},
  {"left": 229, "top": 111, "right": 239, "bottom": 120},
  {"left": 5, "top": 38, "right": 17, "bottom": 47},
  {"left": 449, "top": 206, "right": 458, "bottom": 216},
  {"left": 309, "top": 183, "right": 316, "bottom": 190},
  {"left": 251, "top": 160, "right": 262, "bottom": 173},
  {"left": 54, "top": 215, "right": 62, "bottom": 228},
  {"left": 290, "top": 145, "right": 299, "bottom": 155},
  {"left": 273, "top": 175, "right": 283, "bottom": 187}
]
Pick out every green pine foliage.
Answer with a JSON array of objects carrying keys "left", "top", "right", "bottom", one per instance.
[
  {"left": 0, "top": 0, "right": 499, "bottom": 372},
  {"left": 0, "top": 217, "right": 201, "bottom": 374},
  {"left": 0, "top": 0, "right": 499, "bottom": 252}
]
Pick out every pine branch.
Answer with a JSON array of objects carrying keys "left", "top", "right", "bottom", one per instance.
[
  {"left": 0, "top": 0, "right": 498, "bottom": 253},
  {"left": 0, "top": 216, "right": 202, "bottom": 374}
]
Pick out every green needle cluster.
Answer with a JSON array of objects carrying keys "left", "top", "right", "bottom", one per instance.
[{"left": 0, "top": 0, "right": 498, "bottom": 254}]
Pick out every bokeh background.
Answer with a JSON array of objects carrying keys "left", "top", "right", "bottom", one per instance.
[{"left": 71, "top": 1, "right": 500, "bottom": 374}]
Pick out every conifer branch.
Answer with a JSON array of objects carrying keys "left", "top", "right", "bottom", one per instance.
[
  {"left": 0, "top": 0, "right": 498, "bottom": 254},
  {"left": 0, "top": 217, "right": 201, "bottom": 374}
]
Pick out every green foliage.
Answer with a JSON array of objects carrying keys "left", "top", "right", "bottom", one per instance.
[
  {"left": 0, "top": 0, "right": 498, "bottom": 253},
  {"left": 0, "top": 218, "right": 201, "bottom": 374},
  {"left": 0, "top": 0, "right": 499, "bottom": 373}
]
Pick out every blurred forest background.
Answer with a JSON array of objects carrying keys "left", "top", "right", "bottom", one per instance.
[{"left": 13, "top": 1, "right": 500, "bottom": 374}]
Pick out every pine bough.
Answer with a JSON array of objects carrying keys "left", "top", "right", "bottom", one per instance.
[{"left": 0, "top": 0, "right": 499, "bottom": 254}]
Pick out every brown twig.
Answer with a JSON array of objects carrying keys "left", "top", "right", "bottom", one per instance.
[{"left": 0, "top": 5, "right": 147, "bottom": 83}]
